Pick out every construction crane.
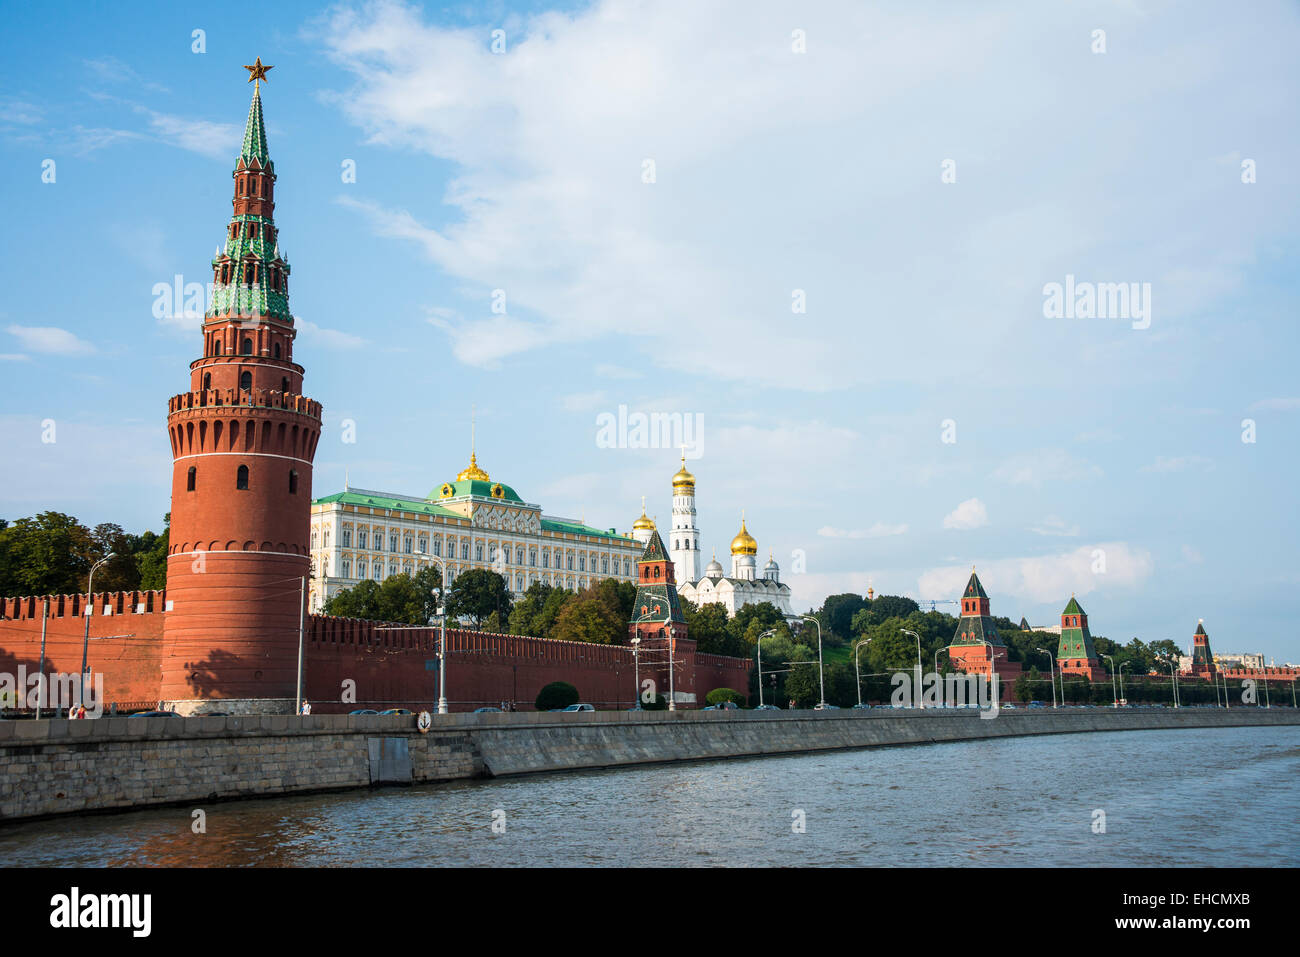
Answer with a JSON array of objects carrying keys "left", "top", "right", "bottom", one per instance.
[{"left": 918, "top": 599, "right": 960, "bottom": 613}]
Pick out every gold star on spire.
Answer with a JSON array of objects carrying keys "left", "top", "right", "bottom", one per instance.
[{"left": 244, "top": 56, "right": 274, "bottom": 91}]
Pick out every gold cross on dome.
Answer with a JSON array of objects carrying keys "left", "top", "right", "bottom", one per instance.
[{"left": 244, "top": 57, "right": 274, "bottom": 90}]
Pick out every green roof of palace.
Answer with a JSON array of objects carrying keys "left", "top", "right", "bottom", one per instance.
[
  {"left": 313, "top": 491, "right": 463, "bottom": 518},
  {"left": 313, "top": 489, "right": 635, "bottom": 543},
  {"left": 1063, "top": 596, "right": 1085, "bottom": 615},
  {"left": 430, "top": 479, "right": 524, "bottom": 503}
]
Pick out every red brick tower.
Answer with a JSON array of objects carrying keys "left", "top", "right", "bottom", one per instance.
[
  {"left": 628, "top": 529, "right": 695, "bottom": 707},
  {"left": 161, "top": 65, "right": 322, "bottom": 714},
  {"left": 1191, "top": 620, "right": 1216, "bottom": 678}
]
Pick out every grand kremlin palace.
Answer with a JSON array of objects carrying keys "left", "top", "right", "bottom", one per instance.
[{"left": 308, "top": 452, "right": 643, "bottom": 612}]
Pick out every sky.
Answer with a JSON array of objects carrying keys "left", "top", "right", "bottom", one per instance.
[{"left": 1, "top": 0, "right": 1298, "bottom": 662}]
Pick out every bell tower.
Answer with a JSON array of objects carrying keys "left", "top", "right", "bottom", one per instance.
[{"left": 161, "top": 61, "right": 323, "bottom": 714}]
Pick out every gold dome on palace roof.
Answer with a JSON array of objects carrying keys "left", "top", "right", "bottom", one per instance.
[
  {"left": 456, "top": 452, "right": 489, "bottom": 483},
  {"left": 632, "top": 496, "right": 656, "bottom": 531},
  {"left": 672, "top": 453, "right": 695, "bottom": 490},
  {"left": 730, "top": 515, "right": 758, "bottom": 556}
]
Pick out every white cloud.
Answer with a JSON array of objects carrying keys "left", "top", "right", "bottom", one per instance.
[
  {"left": 0, "top": 353, "right": 30, "bottom": 362},
  {"left": 1249, "top": 397, "right": 1300, "bottom": 412},
  {"left": 316, "top": 1, "right": 1300, "bottom": 389},
  {"left": 1030, "top": 515, "right": 1080, "bottom": 537},
  {"left": 560, "top": 391, "right": 608, "bottom": 413},
  {"left": 943, "top": 498, "right": 988, "bottom": 530},
  {"left": 5, "top": 325, "right": 95, "bottom": 356},
  {"left": 1181, "top": 545, "right": 1203, "bottom": 564},
  {"left": 1139, "top": 455, "right": 1213, "bottom": 474},
  {"left": 297, "top": 320, "right": 367, "bottom": 350},
  {"left": 918, "top": 543, "right": 1154, "bottom": 604},
  {"left": 817, "top": 523, "right": 908, "bottom": 539},
  {"left": 994, "top": 449, "right": 1103, "bottom": 486}
]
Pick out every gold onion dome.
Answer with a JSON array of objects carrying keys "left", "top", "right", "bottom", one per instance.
[
  {"left": 730, "top": 515, "right": 758, "bottom": 556},
  {"left": 456, "top": 452, "right": 490, "bottom": 483},
  {"left": 632, "top": 497, "right": 656, "bottom": 531},
  {"left": 672, "top": 453, "right": 695, "bottom": 491}
]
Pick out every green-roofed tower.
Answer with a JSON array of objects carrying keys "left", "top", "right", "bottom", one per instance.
[
  {"left": 946, "top": 569, "right": 1023, "bottom": 683},
  {"left": 1191, "top": 619, "right": 1216, "bottom": 677},
  {"left": 1056, "top": 595, "right": 1107, "bottom": 680}
]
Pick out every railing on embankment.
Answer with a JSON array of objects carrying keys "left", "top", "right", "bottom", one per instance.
[{"left": 1, "top": 707, "right": 1296, "bottom": 822}]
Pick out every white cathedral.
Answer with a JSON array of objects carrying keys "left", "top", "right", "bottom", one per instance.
[{"left": 631, "top": 455, "right": 795, "bottom": 619}]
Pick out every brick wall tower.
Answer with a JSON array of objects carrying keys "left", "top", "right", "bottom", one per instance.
[
  {"left": 1191, "top": 619, "right": 1216, "bottom": 678},
  {"left": 947, "top": 568, "right": 1022, "bottom": 683},
  {"left": 628, "top": 529, "right": 695, "bottom": 707},
  {"left": 161, "top": 67, "right": 322, "bottom": 714},
  {"left": 1056, "top": 595, "right": 1107, "bottom": 681}
]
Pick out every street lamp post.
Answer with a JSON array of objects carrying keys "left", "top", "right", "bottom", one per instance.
[
  {"left": 1162, "top": 654, "right": 1179, "bottom": 708},
  {"left": 1119, "top": 661, "right": 1130, "bottom": 706},
  {"left": 934, "top": 645, "right": 950, "bottom": 681},
  {"left": 757, "top": 629, "right": 776, "bottom": 708},
  {"left": 854, "top": 638, "right": 874, "bottom": 707},
  {"left": 800, "top": 616, "right": 826, "bottom": 708},
  {"left": 633, "top": 609, "right": 674, "bottom": 710},
  {"left": 900, "top": 629, "right": 923, "bottom": 710},
  {"left": 1036, "top": 648, "right": 1057, "bottom": 708},
  {"left": 631, "top": 636, "right": 641, "bottom": 708},
  {"left": 80, "top": 553, "right": 115, "bottom": 710},
  {"left": 1101, "top": 653, "right": 1117, "bottom": 708},
  {"left": 428, "top": 558, "right": 448, "bottom": 714}
]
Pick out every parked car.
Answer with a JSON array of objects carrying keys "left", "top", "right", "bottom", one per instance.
[
  {"left": 1002, "top": 704, "right": 1018, "bottom": 710},
  {"left": 129, "top": 710, "right": 181, "bottom": 718},
  {"left": 559, "top": 703, "right": 594, "bottom": 712},
  {"left": 473, "top": 707, "right": 503, "bottom": 713},
  {"left": 1028, "top": 701, "right": 1046, "bottom": 709},
  {"left": 703, "top": 701, "right": 738, "bottom": 711},
  {"left": 348, "top": 709, "right": 379, "bottom": 715},
  {"left": 851, "top": 703, "right": 872, "bottom": 710},
  {"left": 813, "top": 703, "right": 840, "bottom": 710},
  {"left": 379, "top": 709, "right": 413, "bottom": 715},
  {"left": 753, "top": 704, "right": 781, "bottom": 711}
]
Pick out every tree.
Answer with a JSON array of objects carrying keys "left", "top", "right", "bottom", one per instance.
[
  {"left": 535, "top": 681, "right": 579, "bottom": 711},
  {"left": 705, "top": 687, "right": 744, "bottom": 706},
  {"left": 551, "top": 594, "right": 624, "bottom": 644},
  {"left": 682, "top": 599, "right": 742, "bottom": 656},
  {"left": 818, "top": 592, "right": 868, "bottom": 641},
  {"left": 0, "top": 511, "right": 94, "bottom": 597},
  {"left": 446, "top": 569, "right": 512, "bottom": 627},
  {"left": 591, "top": 577, "right": 636, "bottom": 627},
  {"left": 323, "top": 578, "right": 383, "bottom": 620}
]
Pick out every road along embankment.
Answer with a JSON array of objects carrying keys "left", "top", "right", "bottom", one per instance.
[{"left": 2, "top": 707, "right": 1296, "bottom": 822}]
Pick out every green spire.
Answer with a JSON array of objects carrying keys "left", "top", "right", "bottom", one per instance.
[
  {"left": 240, "top": 87, "right": 273, "bottom": 171},
  {"left": 1063, "top": 595, "right": 1084, "bottom": 616}
]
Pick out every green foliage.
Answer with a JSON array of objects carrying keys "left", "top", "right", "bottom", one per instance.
[
  {"left": 535, "top": 681, "right": 579, "bottom": 711},
  {"left": 729, "top": 602, "right": 792, "bottom": 650},
  {"left": 552, "top": 592, "right": 624, "bottom": 644},
  {"left": 817, "top": 592, "right": 868, "bottom": 641},
  {"left": 705, "top": 687, "right": 743, "bottom": 706},
  {"left": 682, "top": 598, "right": 745, "bottom": 656},
  {"left": 446, "top": 569, "right": 512, "bottom": 627},
  {"left": 322, "top": 565, "right": 443, "bottom": 625},
  {"left": 641, "top": 692, "right": 668, "bottom": 711},
  {"left": 0, "top": 511, "right": 170, "bottom": 597}
]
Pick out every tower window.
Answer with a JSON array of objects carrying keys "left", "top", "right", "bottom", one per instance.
[
  {"left": 289, "top": 469, "right": 298, "bottom": 494},
  {"left": 274, "top": 343, "right": 281, "bottom": 359},
  {"left": 241, "top": 338, "right": 253, "bottom": 356},
  {"left": 236, "top": 465, "right": 249, "bottom": 490},
  {"left": 203, "top": 373, "right": 211, "bottom": 390},
  {"left": 240, "top": 371, "right": 252, "bottom": 391},
  {"left": 281, "top": 377, "right": 289, "bottom": 393},
  {"left": 187, "top": 466, "right": 196, "bottom": 492}
]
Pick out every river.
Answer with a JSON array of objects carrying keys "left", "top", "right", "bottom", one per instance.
[{"left": 3, "top": 725, "right": 1296, "bottom": 866}]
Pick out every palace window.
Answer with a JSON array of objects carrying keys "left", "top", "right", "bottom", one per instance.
[
  {"left": 542, "top": 551, "right": 549, "bottom": 569},
  {"left": 433, "top": 539, "right": 441, "bottom": 557},
  {"left": 358, "top": 530, "right": 367, "bottom": 549},
  {"left": 529, "top": 549, "right": 536, "bottom": 567},
  {"left": 475, "top": 544, "right": 484, "bottom": 562},
  {"left": 342, "top": 560, "right": 351, "bottom": 579},
  {"left": 357, "top": 560, "right": 366, "bottom": 578},
  {"left": 236, "top": 464, "right": 249, "bottom": 490},
  {"left": 623, "top": 560, "right": 630, "bottom": 576},
  {"left": 312, "top": 530, "right": 318, "bottom": 549},
  {"left": 388, "top": 563, "right": 397, "bottom": 577},
  {"left": 517, "top": 548, "right": 525, "bottom": 565},
  {"left": 404, "top": 536, "right": 413, "bottom": 554},
  {"left": 579, "top": 555, "right": 585, "bottom": 572},
  {"left": 461, "top": 542, "right": 470, "bottom": 560},
  {"left": 567, "top": 554, "right": 573, "bottom": 570},
  {"left": 417, "top": 536, "right": 427, "bottom": 554},
  {"left": 390, "top": 534, "right": 399, "bottom": 552},
  {"left": 342, "top": 529, "right": 351, "bottom": 547},
  {"left": 186, "top": 466, "right": 196, "bottom": 492},
  {"left": 323, "top": 529, "right": 329, "bottom": 548},
  {"left": 602, "top": 557, "right": 609, "bottom": 574}
]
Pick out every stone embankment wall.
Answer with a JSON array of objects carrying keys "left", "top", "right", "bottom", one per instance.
[{"left": 1, "top": 708, "right": 1296, "bottom": 822}]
